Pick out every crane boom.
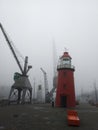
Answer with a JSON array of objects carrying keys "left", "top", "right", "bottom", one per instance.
[
  {"left": 40, "top": 67, "right": 49, "bottom": 102},
  {"left": 0, "top": 23, "right": 23, "bottom": 74},
  {"left": 40, "top": 68, "right": 46, "bottom": 75}
]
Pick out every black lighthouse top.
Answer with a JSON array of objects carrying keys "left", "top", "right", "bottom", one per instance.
[{"left": 57, "top": 51, "right": 75, "bottom": 71}]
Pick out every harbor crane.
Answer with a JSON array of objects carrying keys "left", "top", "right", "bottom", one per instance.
[
  {"left": 40, "top": 68, "right": 50, "bottom": 103},
  {"left": 0, "top": 23, "right": 32, "bottom": 104}
]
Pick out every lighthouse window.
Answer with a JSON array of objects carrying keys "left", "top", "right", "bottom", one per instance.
[{"left": 63, "top": 59, "right": 70, "bottom": 64}]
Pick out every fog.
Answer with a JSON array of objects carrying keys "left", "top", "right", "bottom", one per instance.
[{"left": 0, "top": 0, "right": 98, "bottom": 98}]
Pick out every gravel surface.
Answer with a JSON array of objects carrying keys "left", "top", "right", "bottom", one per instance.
[{"left": 0, "top": 103, "right": 98, "bottom": 130}]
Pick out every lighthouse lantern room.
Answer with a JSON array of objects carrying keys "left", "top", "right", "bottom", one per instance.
[{"left": 55, "top": 51, "right": 76, "bottom": 107}]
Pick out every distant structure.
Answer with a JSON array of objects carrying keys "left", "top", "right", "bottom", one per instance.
[
  {"left": 0, "top": 23, "right": 32, "bottom": 104},
  {"left": 37, "top": 84, "right": 43, "bottom": 103},
  {"left": 48, "top": 41, "right": 58, "bottom": 101},
  {"left": 33, "top": 78, "right": 36, "bottom": 101},
  {"left": 55, "top": 51, "right": 76, "bottom": 107},
  {"left": 40, "top": 68, "right": 50, "bottom": 103}
]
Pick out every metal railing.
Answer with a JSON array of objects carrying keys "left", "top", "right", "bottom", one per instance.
[{"left": 57, "top": 64, "right": 75, "bottom": 70}]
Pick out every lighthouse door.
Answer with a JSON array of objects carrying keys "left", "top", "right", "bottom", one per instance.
[{"left": 60, "top": 95, "right": 67, "bottom": 107}]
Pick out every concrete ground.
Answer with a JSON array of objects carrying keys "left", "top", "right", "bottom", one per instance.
[{"left": 0, "top": 103, "right": 98, "bottom": 130}]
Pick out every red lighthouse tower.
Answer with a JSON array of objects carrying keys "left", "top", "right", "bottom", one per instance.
[{"left": 55, "top": 51, "right": 76, "bottom": 107}]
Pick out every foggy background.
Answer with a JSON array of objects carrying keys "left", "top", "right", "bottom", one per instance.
[{"left": 0, "top": 0, "right": 98, "bottom": 99}]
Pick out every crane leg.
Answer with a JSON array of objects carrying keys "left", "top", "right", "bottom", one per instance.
[
  {"left": 21, "top": 89, "right": 27, "bottom": 104},
  {"left": 8, "top": 88, "right": 14, "bottom": 104},
  {"left": 29, "top": 89, "right": 32, "bottom": 103},
  {"left": 17, "top": 89, "right": 21, "bottom": 104}
]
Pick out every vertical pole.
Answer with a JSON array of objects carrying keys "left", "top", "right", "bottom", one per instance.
[
  {"left": 33, "top": 78, "right": 36, "bottom": 100},
  {"left": 94, "top": 81, "right": 97, "bottom": 104}
]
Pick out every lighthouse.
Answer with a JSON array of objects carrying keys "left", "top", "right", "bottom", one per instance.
[{"left": 55, "top": 51, "right": 76, "bottom": 107}]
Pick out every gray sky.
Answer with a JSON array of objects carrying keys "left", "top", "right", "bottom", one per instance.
[{"left": 0, "top": 0, "right": 98, "bottom": 95}]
